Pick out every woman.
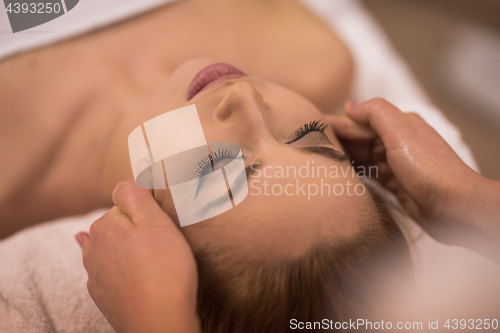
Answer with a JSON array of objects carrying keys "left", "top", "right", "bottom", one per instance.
[
  {"left": 80, "top": 98, "right": 500, "bottom": 333},
  {"left": 2, "top": 55, "right": 415, "bottom": 331},
  {"left": 0, "top": 0, "right": 354, "bottom": 237},
  {"left": 108, "top": 59, "right": 415, "bottom": 330}
]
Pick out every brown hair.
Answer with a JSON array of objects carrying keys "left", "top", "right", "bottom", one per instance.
[{"left": 194, "top": 188, "right": 414, "bottom": 332}]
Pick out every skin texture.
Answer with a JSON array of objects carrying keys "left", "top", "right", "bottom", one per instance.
[{"left": 78, "top": 181, "right": 201, "bottom": 333}]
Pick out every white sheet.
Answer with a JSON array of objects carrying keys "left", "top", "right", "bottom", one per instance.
[
  {"left": 0, "top": 0, "right": 171, "bottom": 62},
  {"left": 0, "top": 1, "right": 496, "bottom": 332}
]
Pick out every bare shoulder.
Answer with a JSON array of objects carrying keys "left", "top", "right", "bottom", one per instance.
[{"left": 0, "top": 0, "right": 354, "bottom": 235}]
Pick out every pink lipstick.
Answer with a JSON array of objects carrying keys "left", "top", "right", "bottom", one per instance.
[{"left": 187, "top": 63, "right": 246, "bottom": 100}]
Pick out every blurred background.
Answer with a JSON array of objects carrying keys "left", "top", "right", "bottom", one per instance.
[{"left": 361, "top": 0, "right": 500, "bottom": 181}]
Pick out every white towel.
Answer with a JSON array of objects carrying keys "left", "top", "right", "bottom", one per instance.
[
  {"left": 0, "top": 0, "right": 496, "bottom": 332},
  {"left": 0, "top": 210, "right": 112, "bottom": 333},
  {"left": 0, "top": 0, "right": 173, "bottom": 62}
]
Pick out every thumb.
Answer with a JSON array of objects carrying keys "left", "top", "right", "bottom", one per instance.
[
  {"left": 75, "top": 232, "right": 89, "bottom": 251},
  {"left": 325, "top": 113, "right": 376, "bottom": 142},
  {"left": 344, "top": 99, "right": 408, "bottom": 145},
  {"left": 75, "top": 232, "right": 91, "bottom": 272},
  {"left": 112, "top": 180, "right": 175, "bottom": 227},
  {"left": 75, "top": 231, "right": 90, "bottom": 272}
]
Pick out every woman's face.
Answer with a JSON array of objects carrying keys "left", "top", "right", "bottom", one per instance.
[{"left": 153, "top": 58, "right": 375, "bottom": 258}]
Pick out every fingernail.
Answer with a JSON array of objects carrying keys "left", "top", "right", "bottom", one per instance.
[{"left": 75, "top": 233, "right": 84, "bottom": 247}]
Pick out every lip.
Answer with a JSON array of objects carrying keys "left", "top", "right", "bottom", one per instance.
[{"left": 187, "top": 63, "right": 247, "bottom": 100}]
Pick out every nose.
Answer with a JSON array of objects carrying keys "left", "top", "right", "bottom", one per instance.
[{"left": 214, "top": 82, "right": 274, "bottom": 145}]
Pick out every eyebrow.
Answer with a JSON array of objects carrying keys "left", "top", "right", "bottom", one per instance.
[{"left": 244, "top": 146, "right": 349, "bottom": 179}]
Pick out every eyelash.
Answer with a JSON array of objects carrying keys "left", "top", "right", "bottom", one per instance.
[
  {"left": 192, "top": 148, "right": 239, "bottom": 177},
  {"left": 286, "top": 120, "right": 329, "bottom": 144}
]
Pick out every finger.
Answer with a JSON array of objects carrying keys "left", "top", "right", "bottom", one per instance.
[
  {"left": 407, "top": 112, "right": 425, "bottom": 124},
  {"left": 75, "top": 232, "right": 89, "bottom": 249},
  {"left": 340, "top": 141, "right": 373, "bottom": 164},
  {"left": 112, "top": 180, "right": 175, "bottom": 226},
  {"left": 383, "top": 176, "right": 402, "bottom": 194},
  {"left": 326, "top": 113, "right": 376, "bottom": 142},
  {"left": 75, "top": 232, "right": 90, "bottom": 270},
  {"left": 86, "top": 208, "right": 127, "bottom": 244}
]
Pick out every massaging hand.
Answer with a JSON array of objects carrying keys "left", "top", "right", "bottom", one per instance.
[
  {"left": 75, "top": 181, "right": 201, "bottom": 333},
  {"left": 327, "top": 99, "right": 500, "bottom": 264}
]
